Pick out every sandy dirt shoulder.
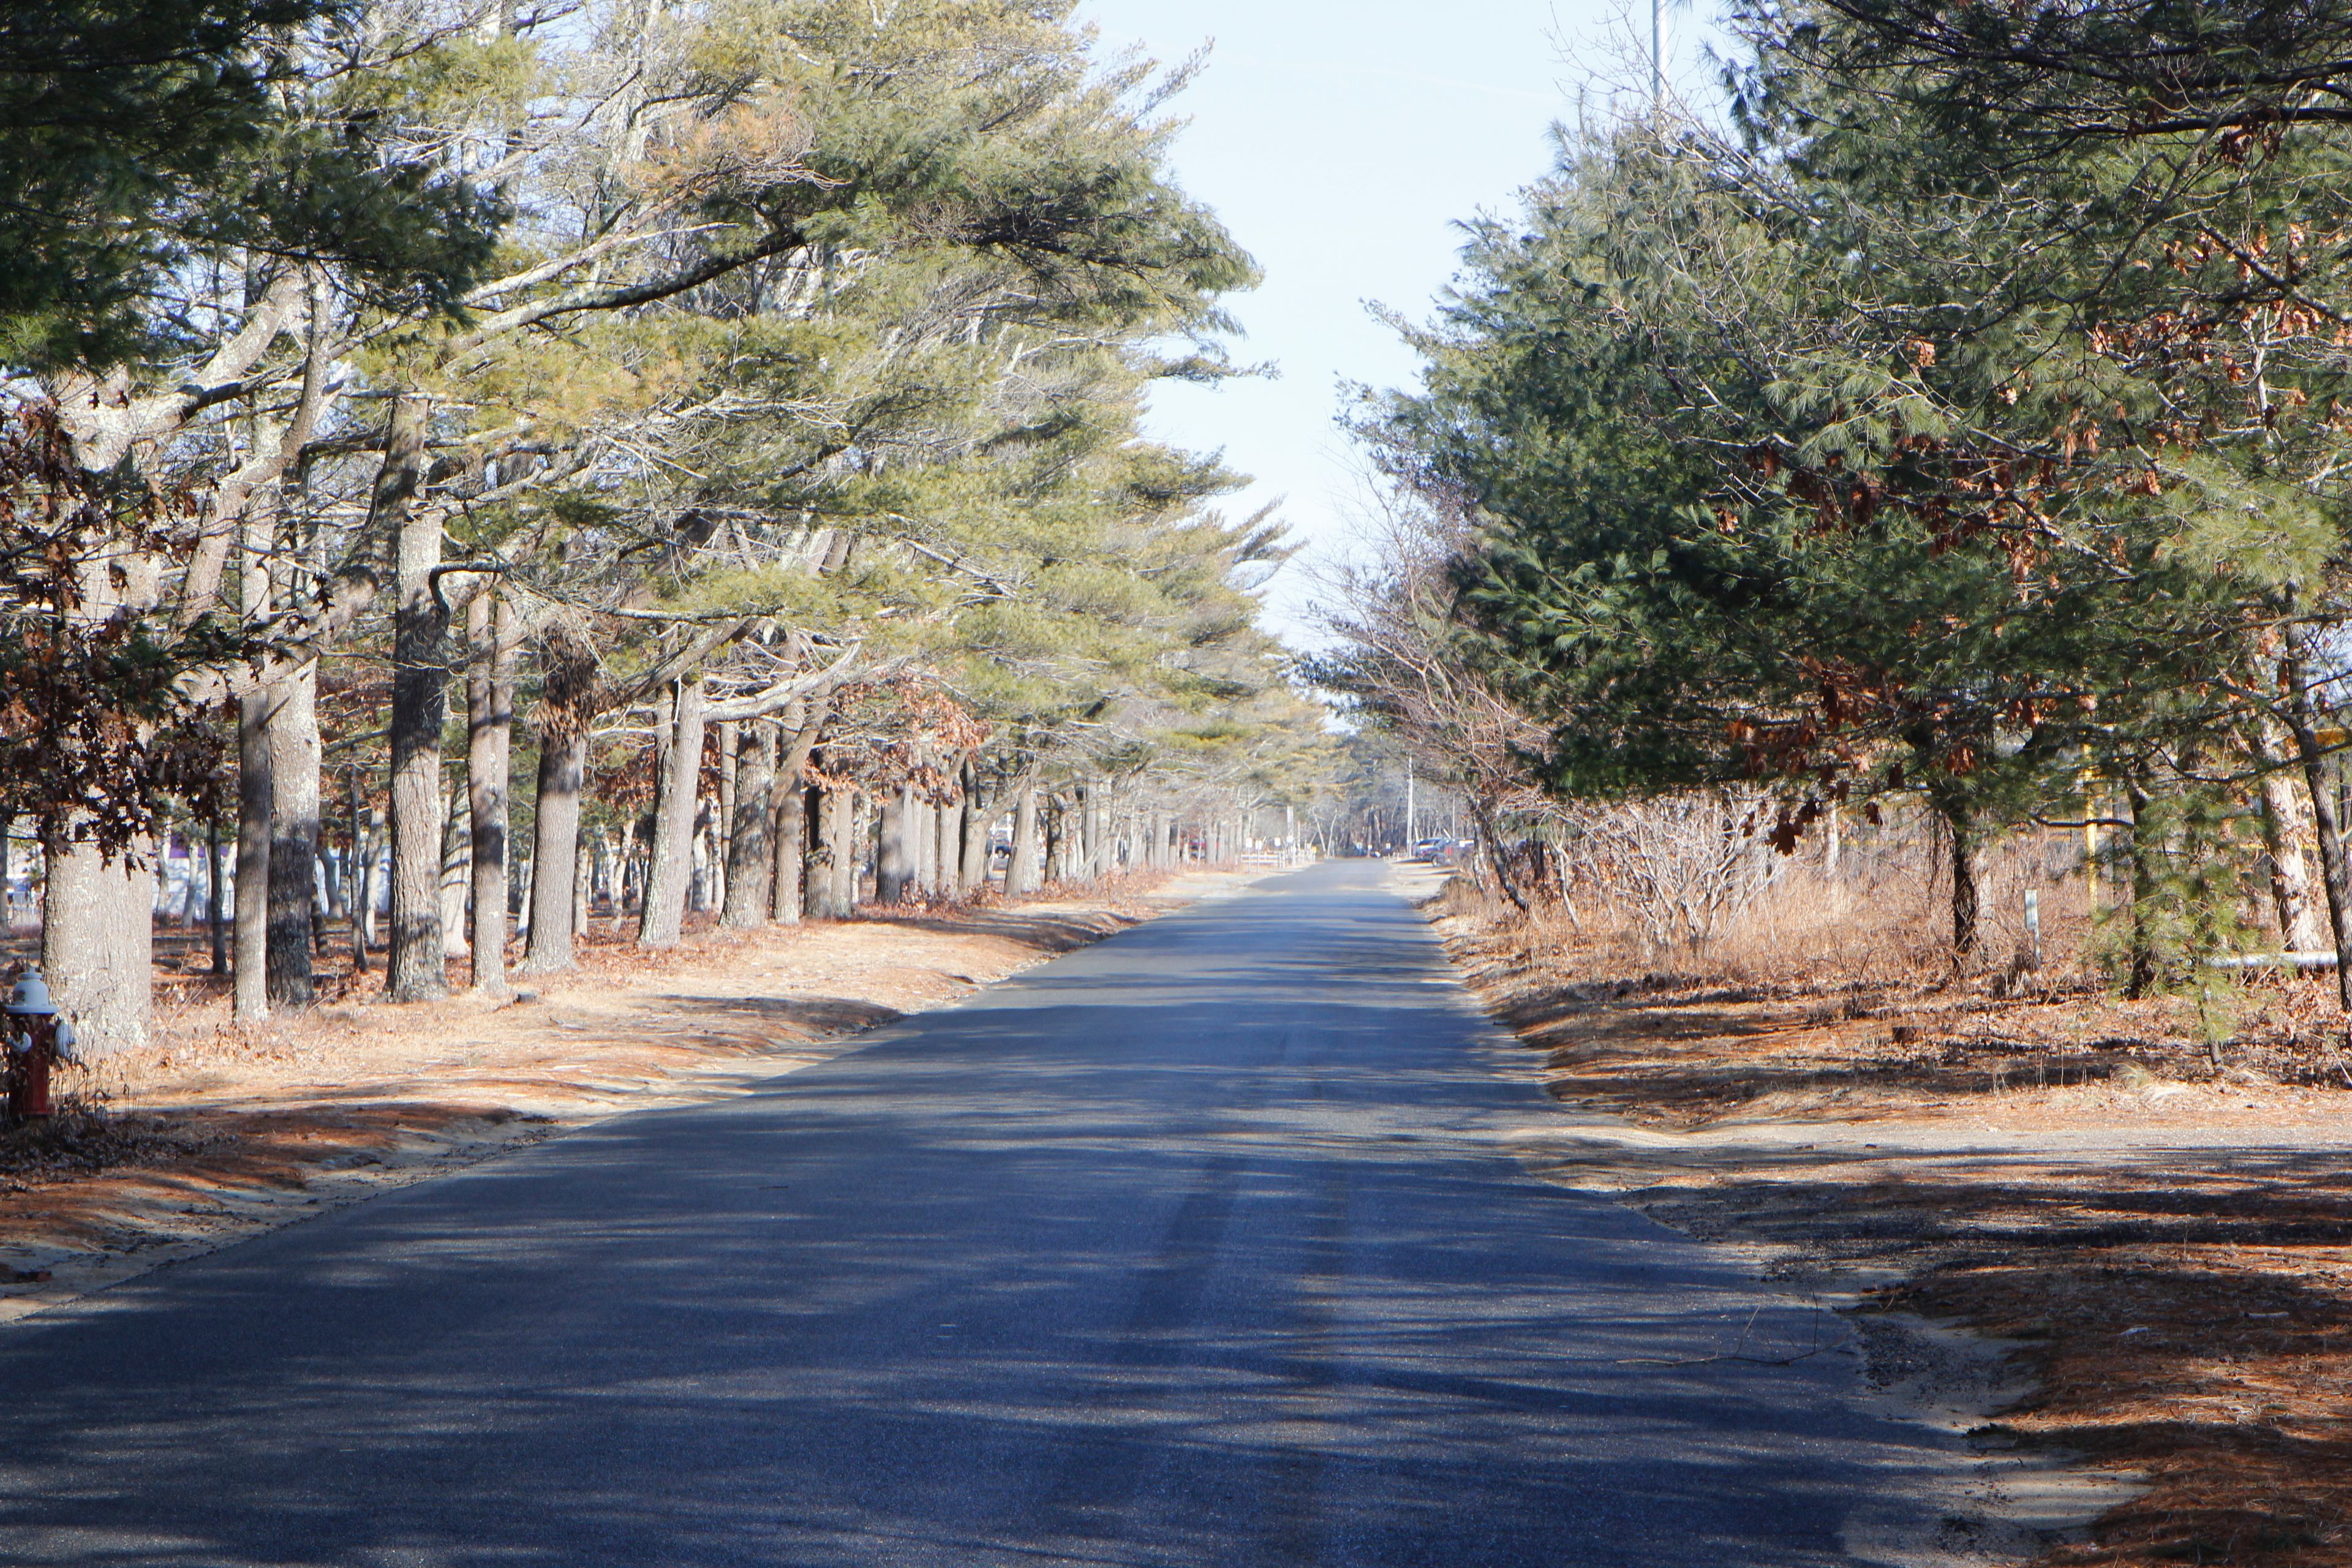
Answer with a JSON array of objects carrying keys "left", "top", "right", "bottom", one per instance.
[
  {"left": 0, "top": 872, "right": 1262, "bottom": 1328},
  {"left": 1407, "top": 863, "right": 2352, "bottom": 1568}
]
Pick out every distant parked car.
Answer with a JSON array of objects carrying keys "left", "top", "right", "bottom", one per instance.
[{"left": 1409, "top": 837, "right": 1467, "bottom": 865}]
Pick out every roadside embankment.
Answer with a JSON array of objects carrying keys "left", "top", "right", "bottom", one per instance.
[{"left": 1419, "top": 866, "right": 2352, "bottom": 1568}]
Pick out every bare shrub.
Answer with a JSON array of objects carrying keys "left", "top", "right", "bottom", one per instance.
[
  {"left": 1553, "top": 791, "right": 1767, "bottom": 953},
  {"left": 1518, "top": 793, "right": 2116, "bottom": 992}
]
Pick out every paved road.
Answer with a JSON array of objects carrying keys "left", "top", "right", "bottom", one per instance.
[{"left": 0, "top": 862, "right": 1974, "bottom": 1566}]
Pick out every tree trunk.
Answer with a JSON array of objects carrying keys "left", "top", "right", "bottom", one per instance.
[
  {"left": 959, "top": 766, "right": 991, "bottom": 890},
  {"left": 938, "top": 791, "right": 965, "bottom": 897},
  {"left": 912, "top": 792, "right": 937, "bottom": 893},
  {"left": 522, "top": 623, "right": 597, "bottom": 974},
  {"left": 235, "top": 685, "right": 273, "bottom": 1019},
  {"left": 639, "top": 676, "right": 707, "bottom": 948},
  {"left": 713, "top": 720, "right": 737, "bottom": 917},
  {"left": 2252, "top": 723, "right": 2330, "bottom": 951},
  {"left": 813, "top": 785, "right": 855, "bottom": 918},
  {"left": 804, "top": 785, "right": 840, "bottom": 920},
  {"left": 511, "top": 846, "right": 530, "bottom": 935},
  {"left": 41, "top": 830, "right": 154, "bottom": 1057},
  {"left": 592, "top": 827, "right": 612, "bottom": 918},
  {"left": 570, "top": 831, "right": 590, "bottom": 944},
  {"left": 2122, "top": 779, "right": 2158, "bottom": 998},
  {"left": 1042, "top": 796, "right": 1064, "bottom": 883},
  {"left": 466, "top": 592, "right": 514, "bottom": 996},
  {"left": 690, "top": 801, "right": 715, "bottom": 913},
  {"left": 1076, "top": 782, "right": 1099, "bottom": 882},
  {"left": 339, "top": 767, "right": 361, "bottom": 973},
  {"left": 1465, "top": 793, "right": 1530, "bottom": 914},
  {"left": 207, "top": 816, "right": 228, "bottom": 975},
  {"left": 771, "top": 699, "right": 827, "bottom": 921},
  {"left": 438, "top": 783, "right": 470, "bottom": 962},
  {"left": 876, "top": 784, "right": 914, "bottom": 905},
  {"left": 722, "top": 720, "right": 775, "bottom": 928},
  {"left": 265, "top": 662, "right": 320, "bottom": 1008},
  {"left": 321, "top": 839, "right": 343, "bottom": 921},
  {"left": 1008, "top": 781, "right": 1039, "bottom": 894},
  {"left": 2282, "top": 632, "right": 2352, "bottom": 1008},
  {"left": 521, "top": 733, "right": 586, "bottom": 973},
  {"left": 839, "top": 791, "right": 864, "bottom": 910},
  {"left": 1943, "top": 799, "right": 1981, "bottom": 959},
  {"left": 382, "top": 394, "right": 449, "bottom": 1002},
  {"left": 772, "top": 777, "right": 807, "bottom": 924},
  {"left": 358, "top": 810, "right": 382, "bottom": 962}
]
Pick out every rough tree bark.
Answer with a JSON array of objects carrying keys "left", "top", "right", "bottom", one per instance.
[
  {"left": 937, "top": 790, "right": 964, "bottom": 897},
  {"left": 358, "top": 809, "right": 383, "bottom": 962},
  {"left": 233, "top": 484, "right": 275, "bottom": 1019},
  {"left": 466, "top": 592, "right": 514, "bottom": 995},
  {"left": 437, "top": 782, "right": 470, "bottom": 962},
  {"left": 1008, "top": 778, "right": 1039, "bottom": 894},
  {"left": 838, "top": 791, "right": 864, "bottom": 911},
  {"left": 767, "top": 703, "right": 827, "bottom": 925},
  {"left": 2283, "top": 631, "right": 2352, "bottom": 1008},
  {"left": 2122, "top": 779, "right": 2159, "bottom": 999},
  {"left": 803, "top": 783, "right": 839, "bottom": 920},
  {"left": 713, "top": 721, "right": 737, "bottom": 916},
  {"left": 380, "top": 394, "right": 449, "bottom": 1001},
  {"left": 522, "top": 624, "right": 597, "bottom": 974},
  {"left": 958, "top": 763, "right": 990, "bottom": 890},
  {"left": 2251, "top": 722, "right": 2330, "bottom": 951},
  {"left": 1076, "top": 782, "right": 1100, "bottom": 883},
  {"left": 911, "top": 793, "right": 937, "bottom": 893},
  {"left": 1942, "top": 799, "right": 1981, "bottom": 959},
  {"left": 344, "top": 769, "right": 367, "bottom": 975},
  {"left": 638, "top": 675, "right": 707, "bottom": 948},
  {"left": 208, "top": 816, "right": 228, "bottom": 975},
  {"left": 41, "top": 827, "right": 154, "bottom": 1057},
  {"left": 570, "top": 834, "right": 590, "bottom": 944},
  {"left": 265, "top": 661, "right": 320, "bottom": 1008},
  {"left": 234, "top": 685, "right": 274, "bottom": 1020},
  {"left": 36, "top": 527, "right": 164, "bottom": 1052},
  {"left": 1042, "top": 793, "right": 1066, "bottom": 884},
  {"left": 876, "top": 785, "right": 914, "bottom": 905},
  {"left": 722, "top": 720, "right": 775, "bottom": 927},
  {"left": 2261, "top": 767, "right": 2330, "bottom": 952},
  {"left": 771, "top": 774, "right": 807, "bottom": 924},
  {"left": 810, "top": 783, "right": 857, "bottom": 919}
]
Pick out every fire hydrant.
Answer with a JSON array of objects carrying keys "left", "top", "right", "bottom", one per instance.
[{"left": 4, "top": 973, "right": 75, "bottom": 1121}]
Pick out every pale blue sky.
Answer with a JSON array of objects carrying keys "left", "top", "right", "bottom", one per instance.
[{"left": 1079, "top": 1, "right": 1714, "bottom": 639}]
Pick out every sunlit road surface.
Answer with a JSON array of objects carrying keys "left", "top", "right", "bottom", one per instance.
[{"left": 0, "top": 861, "right": 1971, "bottom": 1566}]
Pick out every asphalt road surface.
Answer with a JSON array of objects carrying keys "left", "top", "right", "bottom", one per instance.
[{"left": 0, "top": 861, "right": 1980, "bottom": 1566}]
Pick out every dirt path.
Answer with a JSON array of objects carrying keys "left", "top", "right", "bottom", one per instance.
[
  {"left": 0, "top": 873, "right": 1262, "bottom": 1327},
  {"left": 1416, "top": 866, "right": 2352, "bottom": 1567}
]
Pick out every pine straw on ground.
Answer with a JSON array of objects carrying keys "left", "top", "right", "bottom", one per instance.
[{"left": 1438, "top": 884, "right": 2352, "bottom": 1567}]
